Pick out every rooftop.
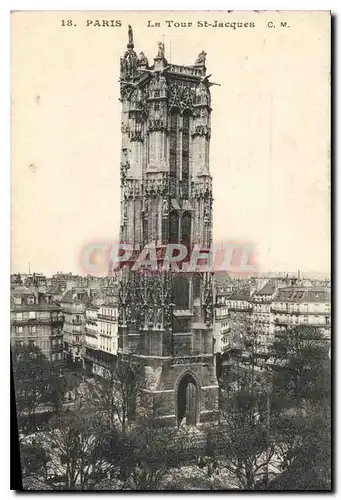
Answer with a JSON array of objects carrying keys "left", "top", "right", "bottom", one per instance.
[
  {"left": 11, "top": 286, "right": 36, "bottom": 297},
  {"left": 253, "top": 282, "right": 277, "bottom": 297},
  {"left": 274, "top": 286, "right": 330, "bottom": 303},
  {"left": 228, "top": 288, "right": 251, "bottom": 301}
]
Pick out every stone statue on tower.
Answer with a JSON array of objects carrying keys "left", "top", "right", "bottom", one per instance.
[
  {"left": 128, "top": 25, "right": 134, "bottom": 47},
  {"left": 157, "top": 41, "right": 165, "bottom": 59}
]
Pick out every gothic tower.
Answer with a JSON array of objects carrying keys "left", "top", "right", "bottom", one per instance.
[{"left": 118, "top": 27, "right": 219, "bottom": 426}]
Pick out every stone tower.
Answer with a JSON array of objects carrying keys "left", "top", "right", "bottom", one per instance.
[{"left": 118, "top": 27, "right": 219, "bottom": 426}]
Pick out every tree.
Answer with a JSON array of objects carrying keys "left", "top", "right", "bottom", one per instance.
[
  {"left": 268, "top": 403, "right": 331, "bottom": 490},
  {"left": 46, "top": 369, "right": 67, "bottom": 414},
  {"left": 34, "top": 411, "right": 120, "bottom": 490},
  {"left": 12, "top": 345, "right": 50, "bottom": 428},
  {"left": 85, "top": 355, "right": 144, "bottom": 433},
  {"left": 270, "top": 325, "right": 330, "bottom": 408},
  {"left": 216, "top": 370, "right": 279, "bottom": 490},
  {"left": 266, "top": 325, "right": 331, "bottom": 490},
  {"left": 121, "top": 403, "right": 192, "bottom": 490},
  {"left": 19, "top": 437, "right": 50, "bottom": 490}
]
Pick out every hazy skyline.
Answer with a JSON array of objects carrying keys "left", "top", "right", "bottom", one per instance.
[{"left": 11, "top": 11, "right": 330, "bottom": 277}]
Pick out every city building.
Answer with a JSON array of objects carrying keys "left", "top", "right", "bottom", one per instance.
[
  {"left": 83, "top": 296, "right": 119, "bottom": 378},
  {"left": 226, "top": 288, "right": 252, "bottom": 345},
  {"left": 24, "top": 273, "right": 47, "bottom": 292},
  {"left": 214, "top": 289, "right": 231, "bottom": 353},
  {"left": 61, "top": 288, "right": 89, "bottom": 364},
  {"left": 271, "top": 285, "right": 331, "bottom": 340},
  {"left": 250, "top": 281, "right": 277, "bottom": 353},
  {"left": 11, "top": 286, "right": 64, "bottom": 363},
  {"left": 117, "top": 28, "right": 219, "bottom": 426},
  {"left": 97, "top": 298, "right": 119, "bottom": 359}
]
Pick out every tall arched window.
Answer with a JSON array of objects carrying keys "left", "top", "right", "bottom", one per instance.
[
  {"left": 169, "top": 210, "right": 179, "bottom": 243},
  {"left": 169, "top": 108, "right": 179, "bottom": 197},
  {"left": 181, "top": 211, "right": 191, "bottom": 248},
  {"left": 173, "top": 273, "right": 189, "bottom": 309},
  {"left": 182, "top": 111, "right": 190, "bottom": 199},
  {"left": 142, "top": 212, "right": 148, "bottom": 246}
]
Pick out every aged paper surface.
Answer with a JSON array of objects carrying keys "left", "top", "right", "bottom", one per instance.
[{"left": 11, "top": 11, "right": 331, "bottom": 491}]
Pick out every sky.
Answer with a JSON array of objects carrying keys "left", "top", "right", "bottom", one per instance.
[{"left": 11, "top": 11, "right": 331, "bottom": 278}]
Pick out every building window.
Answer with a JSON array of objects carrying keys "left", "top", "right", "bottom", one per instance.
[
  {"left": 28, "top": 340, "right": 35, "bottom": 348},
  {"left": 27, "top": 296, "right": 35, "bottom": 305},
  {"left": 29, "top": 326, "right": 36, "bottom": 334},
  {"left": 29, "top": 311, "right": 36, "bottom": 319},
  {"left": 14, "top": 297, "right": 22, "bottom": 305},
  {"left": 16, "top": 312, "right": 23, "bottom": 320},
  {"left": 17, "top": 326, "right": 23, "bottom": 334}
]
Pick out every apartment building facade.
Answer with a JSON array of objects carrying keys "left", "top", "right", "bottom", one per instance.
[
  {"left": 61, "top": 288, "right": 89, "bottom": 364},
  {"left": 11, "top": 286, "right": 64, "bottom": 363},
  {"left": 250, "top": 282, "right": 277, "bottom": 353},
  {"left": 83, "top": 297, "right": 119, "bottom": 378},
  {"left": 271, "top": 286, "right": 331, "bottom": 339}
]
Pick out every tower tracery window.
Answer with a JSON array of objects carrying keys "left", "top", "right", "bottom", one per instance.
[{"left": 169, "top": 108, "right": 179, "bottom": 197}]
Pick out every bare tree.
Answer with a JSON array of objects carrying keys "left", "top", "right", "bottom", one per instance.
[
  {"left": 215, "top": 372, "right": 279, "bottom": 490},
  {"left": 12, "top": 345, "right": 50, "bottom": 428},
  {"left": 122, "top": 401, "right": 191, "bottom": 490},
  {"left": 85, "top": 355, "right": 144, "bottom": 433},
  {"left": 34, "top": 411, "right": 120, "bottom": 490}
]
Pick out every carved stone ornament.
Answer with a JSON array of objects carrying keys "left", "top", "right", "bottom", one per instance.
[
  {"left": 130, "top": 130, "right": 143, "bottom": 142},
  {"left": 172, "top": 355, "right": 203, "bottom": 365},
  {"left": 123, "top": 179, "right": 141, "bottom": 198},
  {"left": 121, "top": 123, "right": 130, "bottom": 134},
  {"left": 203, "top": 276, "right": 214, "bottom": 325},
  {"left": 193, "top": 178, "right": 213, "bottom": 198},
  {"left": 195, "top": 83, "right": 211, "bottom": 108},
  {"left": 148, "top": 118, "right": 167, "bottom": 132},
  {"left": 121, "top": 50, "right": 139, "bottom": 81},
  {"left": 120, "top": 83, "right": 137, "bottom": 101},
  {"left": 204, "top": 196, "right": 212, "bottom": 223},
  {"left": 120, "top": 26, "right": 139, "bottom": 81},
  {"left": 192, "top": 125, "right": 211, "bottom": 138},
  {"left": 144, "top": 173, "right": 168, "bottom": 197},
  {"left": 120, "top": 161, "right": 130, "bottom": 185},
  {"left": 168, "top": 81, "right": 196, "bottom": 112}
]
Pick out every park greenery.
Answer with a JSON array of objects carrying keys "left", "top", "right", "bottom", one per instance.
[{"left": 12, "top": 325, "right": 331, "bottom": 491}]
